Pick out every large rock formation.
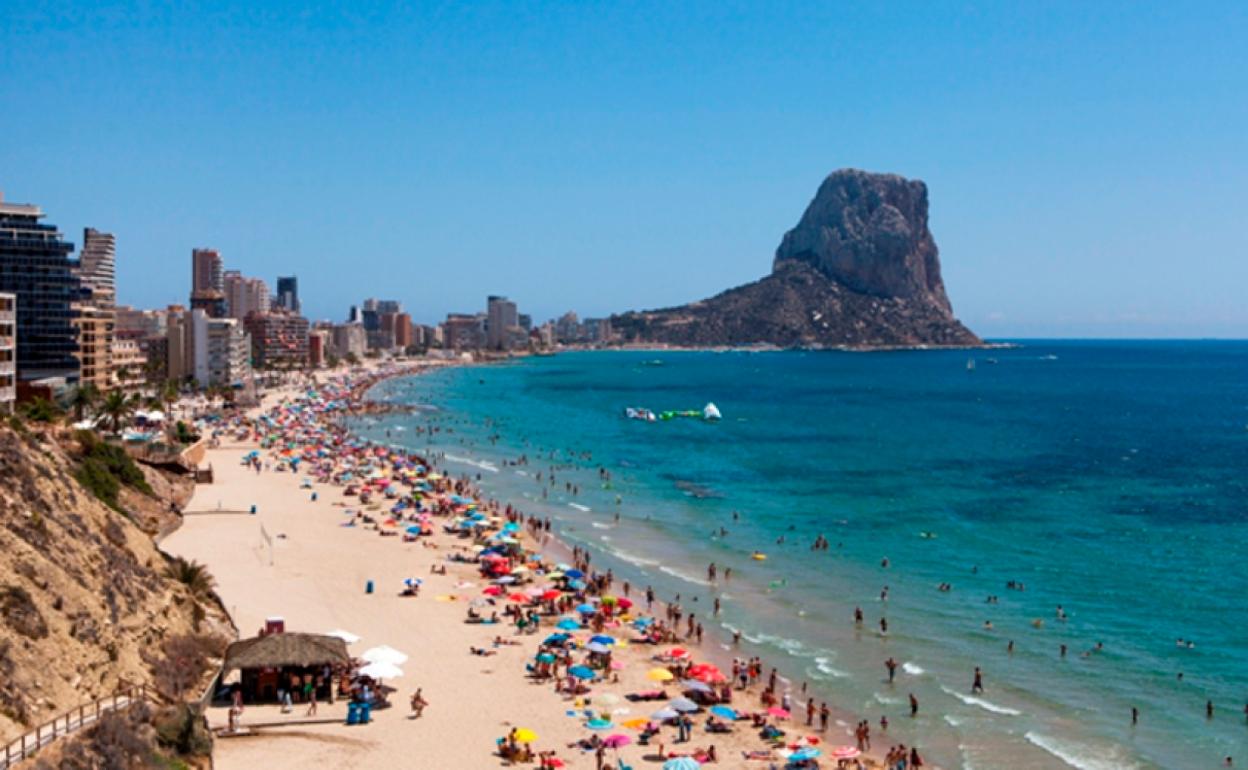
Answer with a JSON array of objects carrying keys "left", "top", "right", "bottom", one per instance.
[{"left": 611, "top": 169, "right": 980, "bottom": 348}]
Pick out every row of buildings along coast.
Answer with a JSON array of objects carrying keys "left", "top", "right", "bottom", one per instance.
[{"left": 0, "top": 189, "right": 616, "bottom": 415}]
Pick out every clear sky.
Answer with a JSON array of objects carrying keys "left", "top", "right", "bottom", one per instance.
[{"left": 2, "top": 1, "right": 1245, "bottom": 338}]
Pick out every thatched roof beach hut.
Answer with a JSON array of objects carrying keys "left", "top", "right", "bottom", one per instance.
[{"left": 224, "top": 632, "right": 350, "bottom": 672}]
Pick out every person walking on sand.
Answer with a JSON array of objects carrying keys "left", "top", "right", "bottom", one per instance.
[
  {"left": 806, "top": 697, "right": 815, "bottom": 726},
  {"left": 410, "top": 688, "right": 428, "bottom": 718},
  {"left": 819, "top": 702, "right": 829, "bottom": 731}
]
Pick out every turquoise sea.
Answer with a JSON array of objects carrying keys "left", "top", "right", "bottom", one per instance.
[{"left": 355, "top": 342, "right": 1248, "bottom": 769}]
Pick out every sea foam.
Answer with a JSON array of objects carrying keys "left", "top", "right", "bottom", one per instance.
[
  {"left": 940, "top": 686, "right": 1021, "bottom": 716},
  {"left": 1024, "top": 732, "right": 1141, "bottom": 770}
]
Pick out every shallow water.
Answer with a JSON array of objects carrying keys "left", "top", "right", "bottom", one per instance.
[{"left": 355, "top": 342, "right": 1248, "bottom": 769}]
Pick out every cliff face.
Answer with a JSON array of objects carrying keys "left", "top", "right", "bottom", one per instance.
[
  {"left": 0, "top": 426, "right": 228, "bottom": 744},
  {"left": 612, "top": 169, "right": 979, "bottom": 348}
]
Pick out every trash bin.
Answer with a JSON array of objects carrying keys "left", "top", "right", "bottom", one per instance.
[
  {"left": 365, "top": 580, "right": 374, "bottom": 594},
  {"left": 250, "top": 504, "right": 257, "bottom": 515},
  {"left": 346, "top": 702, "right": 360, "bottom": 725}
]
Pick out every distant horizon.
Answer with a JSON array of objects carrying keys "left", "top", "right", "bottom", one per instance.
[{"left": 3, "top": 2, "right": 1245, "bottom": 338}]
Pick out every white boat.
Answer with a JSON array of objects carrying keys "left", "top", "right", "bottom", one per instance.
[{"left": 703, "top": 402, "right": 722, "bottom": 421}]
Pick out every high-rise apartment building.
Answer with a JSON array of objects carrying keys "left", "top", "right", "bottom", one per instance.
[
  {"left": 191, "top": 248, "right": 223, "bottom": 294},
  {"left": 486, "top": 295, "right": 519, "bottom": 350},
  {"left": 329, "top": 323, "right": 367, "bottom": 360},
  {"left": 244, "top": 312, "right": 309, "bottom": 369},
  {"left": 190, "top": 248, "right": 226, "bottom": 319},
  {"left": 0, "top": 195, "right": 80, "bottom": 382},
  {"left": 0, "top": 293, "right": 15, "bottom": 413},
  {"left": 78, "top": 228, "right": 116, "bottom": 306},
  {"left": 204, "top": 318, "right": 251, "bottom": 388},
  {"left": 110, "top": 337, "right": 146, "bottom": 392},
  {"left": 223, "top": 270, "right": 270, "bottom": 320},
  {"left": 73, "top": 228, "right": 117, "bottom": 391},
  {"left": 276, "top": 275, "right": 299, "bottom": 313}
]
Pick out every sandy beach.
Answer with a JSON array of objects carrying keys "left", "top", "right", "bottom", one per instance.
[{"left": 159, "top": 366, "right": 893, "bottom": 770}]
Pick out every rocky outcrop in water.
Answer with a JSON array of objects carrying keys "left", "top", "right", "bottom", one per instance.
[{"left": 611, "top": 169, "right": 980, "bottom": 348}]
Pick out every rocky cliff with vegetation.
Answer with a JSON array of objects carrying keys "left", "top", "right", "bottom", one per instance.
[
  {"left": 0, "top": 422, "right": 231, "bottom": 758},
  {"left": 611, "top": 169, "right": 981, "bottom": 348}
]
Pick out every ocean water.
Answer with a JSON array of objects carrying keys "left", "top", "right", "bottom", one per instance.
[{"left": 355, "top": 343, "right": 1248, "bottom": 769}]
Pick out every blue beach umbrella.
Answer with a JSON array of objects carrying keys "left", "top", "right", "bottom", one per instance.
[
  {"left": 663, "top": 757, "right": 701, "bottom": 770},
  {"left": 576, "top": 603, "right": 597, "bottom": 614},
  {"left": 586, "top": 718, "right": 613, "bottom": 730},
  {"left": 564, "top": 568, "right": 585, "bottom": 579},
  {"left": 542, "top": 633, "right": 570, "bottom": 645},
  {"left": 536, "top": 653, "right": 556, "bottom": 663},
  {"left": 710, "top": 705, "right": 738, "bottom": 720},
  {"left": 589, "top": 635, "right": 616, "bottom": 646},
  {"left": 556, "top": 619, "right": 581, "bottom": 631},
  {"left": 567, "top": 665, "right": 595, "bottom": 680},
  {"left": 568, "top": 579, "right": 587, "bottom": 590},
  {"left": 790, "top": 748, "right": 822, "bottom": 761}
]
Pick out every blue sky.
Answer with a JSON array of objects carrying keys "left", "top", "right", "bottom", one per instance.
[{"left": 2, "top": 1, "right": 1245, "bottom": 337}]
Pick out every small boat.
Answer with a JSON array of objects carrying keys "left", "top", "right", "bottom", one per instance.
[
  {"left": 703, "top": 402, "right": 722, "bottom": 421},
  {"left": 625, "top": 407, "right": 657, "bottom": 422},
  {"left": 966, "top": 358, "right": 976, "bottom": 371}
]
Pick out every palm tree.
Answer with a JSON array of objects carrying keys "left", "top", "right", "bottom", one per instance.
[
  {"left": 166, "top": 557, "right": 216, "bottom": 601},
  {"left": 98, "top": 390, "right": 137, "bottom": 434},
  {"left": 70, "top": 383, "right": 100, "bottom": 422}
]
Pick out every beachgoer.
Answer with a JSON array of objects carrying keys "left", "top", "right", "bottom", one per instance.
[
  {"left": 972, "top": 666, "right": 984, "bottom": 694},
  {"left": 909, "top": 693, "right": 919, "bottom": 717},
  {"left": 886, "top": 657, "right": 898, "bottom": 683}
]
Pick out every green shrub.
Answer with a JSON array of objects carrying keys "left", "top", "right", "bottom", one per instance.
[{"left": 73, "top": 431, "right": 154, "bottom": 510}]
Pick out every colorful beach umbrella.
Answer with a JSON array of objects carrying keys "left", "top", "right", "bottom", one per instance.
[
  {"left": 513, "top": 728, "right": 537, "bottom": 743},
  {"left": 567, "top": 665, "right": 595, "bottom": 680},
  {"left": 831, "top": 746, "right": 861, "bottom": 760},
  {"left": 646, "top": 668, "right": 675, "bottom": 682},
  {"left": 602, "top": 734, "right": 631, "bottom": 749},
  {"left": 662, "top": 758, "right": 700, "bottom": 770}
]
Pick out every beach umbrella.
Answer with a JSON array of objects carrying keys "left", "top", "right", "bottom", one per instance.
[
  {"left": 650, "top": 707, "right": 680, "bottom": 721},
  {"left": 667, "top": 647, "right": 691, "bottom": 660},
  {"left": 620, "top": 717, "right": 649, "bottom": 729},
  {"left": 403, "top": 577, "right": 423, "bottom": 588},
  {"left": 576, "top": 603, "right": 598, "bottom": 614},
  {"left": 831, "top": 746, "right": 861, "bottom": 760},
  {"left": 508, "top": 593, "right": 529, "bottom": 603},
  {"left": 564, "top": 568, "right": 585, "bottom": 579},
  {"left": 556, "top": 619, "right": 582, "bottom": 631},
  {"left": 546, "top": 571, "right": 565, "bottom": 579},
  {"left": 540, "top": 589, "right": 563, "bottom": 601},
  {"left": 586, "top": 642, "right": 611, "bottom": 654},
  {"left": 709, "top": 705, "right": 738, "bottom": 720},
  {"left": 790, "top": 748, "right": 822, "bottom": 761},
  {"left": 358, "top": 661, "right": 403, "bottom": 679},
  {"left": 662, "top": 758, "right": 701, "bottom": 770},
  {"left": 361, "top": 645, "right": 408, "bottom": 666},
  {"left": 668, "top": 697, "right": 699, "bottom": 713},
  {"left": 542, "top": 633, "right": 570, "bottom": 646},
  {"left": 513, "top": 728, "right": 537, "bottom": 743},
  {"left": 324, "top": 629, "right": 361, "bottom": 645},
  {"left": 568, "top": 579, "right": 587, "bottom": 590},
  {"left": 617, "top": 597, "right": 634, "bottom": 609},
  {"left": 589, "top": 635, "right": 616, "bottom": 646},
  {"left": 767, "top": 707, "right": 791, "bottom": 719},
  {"left": 681, "top": 679, "right": 712, "bottom": 693},
  {"left": 536, "top": 653, "right": 556, "bottom": 664},
  {"left": 493, "top": 576, "right": 517, "bottom": 584},
  {"left": 586, "top": 718, "right": 613, "bottom": 730},
  {"left": 568, "top": 665, "right": 595, "bottom": 680},
  {"left": 646, "top": 668, "right": 674, "bottom": 682},
  {"left": 405, "top": 525, "right": 422, "bottom": 534},
  {"left": 483, "top": 585, "right": 504, "bottom": 596},
  {"left": 602, "top": 734, "right": 632, "bottom": 749}
]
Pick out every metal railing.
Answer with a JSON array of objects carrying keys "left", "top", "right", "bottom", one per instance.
[{"left": 0, "top": 684, "right": 161, "bottom": 769}]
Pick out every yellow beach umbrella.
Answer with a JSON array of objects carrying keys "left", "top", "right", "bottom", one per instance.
[
  {"left": 514, "top": 728, "right": 537, "bottom": 743},
  {"left": 621, "top": 717, "right": 648, "bottom": 729},
  {"left": 646, "top": 668, "right": 674, "bottom": 682}
]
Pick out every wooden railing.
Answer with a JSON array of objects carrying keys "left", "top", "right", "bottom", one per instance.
[{"left": 0, "top": 684, "right": 161, "bottom": 769}]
